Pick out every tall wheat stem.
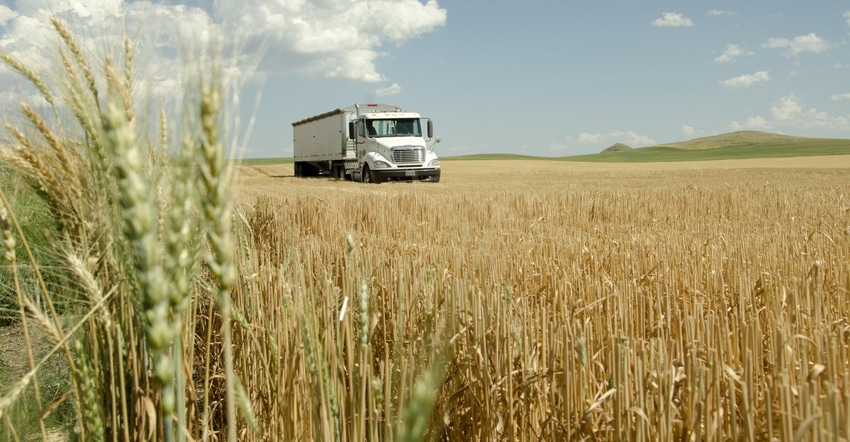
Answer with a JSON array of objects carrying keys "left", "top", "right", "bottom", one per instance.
[
  {"left": 103, "top": 60, "right": 177, "bottom": 440},
  {"left": 198, "top": 66, "right": 238, "bottom": 441}
]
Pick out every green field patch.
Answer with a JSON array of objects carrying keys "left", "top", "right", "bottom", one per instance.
[{"left": 233, "top": 157, "right": 293, "bottom": 166}]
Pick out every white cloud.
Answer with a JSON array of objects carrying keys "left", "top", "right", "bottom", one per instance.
[
  {"left": 773, "top": 95, "right": 850, "bottom": 129},
  {"left": 0, "top": 1, "right": 448, "bottom": 162},
  {"left": 721, "top": 71, "right": 771, "bottom": 88},
  {"left": 708, "top": 10, "right": 737, "bottom": 17},
  {"left": 771, "top": 95, "right": 802, "bottom": 121},
  {"left": 681, "top": 125, "right": 694, "bottom": 136},
  {"left": 554, "top": 130, "right": 655, "bottom": 152},
  {"left": 745, "top": 116, "right": 770, "bottom": 129},
  {"left": 730, "top": 116, "right": 770, "bottom": 131},
  {"left": 652, "top": 12, "right": 694, "bottom": 27},
  {"left": 733, "top": 95, "right": 850, "bottom": 133},
  {"left": 61, "top": 0, "right": 124, "bottom": 20},
  {"left": 763, "top": 33, "right": 830, "bottom": 56},
  {"left": 0, "top": 2, "right": 227, "bottom": 112},
  {"left": 576, "top": 132, "right": 601, "bottom": 144},
  {"left": 714, "top": 44, "right": 751, "bottom": 63},
  {"left": 831, "top": 93, "right": 850, "bottom": 101},
  {"left": 1, "top": 1, "right": 447, "bottom": 90},
  {"left": 0, "top": 5, "right": 17, "bottom": 26},
  {"left": 214, "top": 0, "right": 447, "bottom": 82},
  {"left": 375, "top": 83, "right": 403, "bottom": 97},
  {"left": 0, "top": 14, "right": 55, "bottom": 74},
  {"left": 845, "top": 11, "right": 850, "bottom": 28}
]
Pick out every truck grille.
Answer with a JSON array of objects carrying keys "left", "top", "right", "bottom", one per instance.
[{"left": 392, "top": 146, "right": 425, "bottom": 164}]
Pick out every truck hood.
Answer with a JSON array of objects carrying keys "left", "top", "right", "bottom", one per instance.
[{"left": 376, "top": 137, "right": 427, "bottom": 149}]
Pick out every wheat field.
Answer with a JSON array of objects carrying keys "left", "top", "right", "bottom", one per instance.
[
  {"left": 228, "top": 158, "right": 850, "bottom": 440},
  {"left": 1, "top": 15, "right": 848, "bottom": 439}
]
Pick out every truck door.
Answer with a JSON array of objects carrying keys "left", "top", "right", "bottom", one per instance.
[{"left": 356, "top": 120, "right": 367, "bottom": 160}]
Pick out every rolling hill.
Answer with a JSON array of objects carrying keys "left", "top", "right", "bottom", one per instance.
[
  {"left": 562, "top": 130, "right": 850, "bottom": 163},
  {"left": 601, "top": 143, "right": 633, "bottom": 153},
  {"left": 652, "top": 130, "right": 807, "bottom": 150}
]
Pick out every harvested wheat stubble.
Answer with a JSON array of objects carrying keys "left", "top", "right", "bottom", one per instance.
[{"left": 228, "top": 159, "right": 850, "bottom": 441}]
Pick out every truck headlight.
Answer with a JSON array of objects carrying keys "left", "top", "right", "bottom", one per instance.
[
  {"left": 427, "top": 158, "right": 440, "bottom": 167},
  {"left": 373, "top": 160, "right": 390, "bottom": 168}
]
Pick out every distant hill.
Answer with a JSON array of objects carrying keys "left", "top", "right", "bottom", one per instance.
[
  {"left": 601, "top": 143, "right": 632, "bottom": 153},
  {"left": 563, "top": 131, "right": 849, "bottom": 163},
  {"left": 654, "top": 131, "right": 806, "bottom": 150}
]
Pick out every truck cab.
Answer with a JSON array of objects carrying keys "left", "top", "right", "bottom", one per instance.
[{"left": 349, "top": 104, "right": 441, "bottom": 183}]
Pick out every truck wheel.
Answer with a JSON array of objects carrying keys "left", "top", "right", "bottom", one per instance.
[{"left": 361, "top": 165, "right": 372, "bottom": 183}]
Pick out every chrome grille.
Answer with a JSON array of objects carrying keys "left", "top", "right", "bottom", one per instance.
[{"left": 392, "top": 146, "right": 425, "bottom": 164}]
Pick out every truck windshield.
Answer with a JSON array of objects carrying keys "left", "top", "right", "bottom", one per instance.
[{"left": 365, "top": 118, "right": 421, "bottom": 137}]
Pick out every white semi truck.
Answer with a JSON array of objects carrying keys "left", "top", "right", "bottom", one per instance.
[{"left": 292, "top": 103, "right": 441, "bottom": 183}]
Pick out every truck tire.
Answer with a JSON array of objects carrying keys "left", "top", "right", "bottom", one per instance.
[
  {"left": 296, "top": 162, "right": 315, "bottom": 177},
  {"left": 361, "top": 165, "right": 382, "bottom": 184}
]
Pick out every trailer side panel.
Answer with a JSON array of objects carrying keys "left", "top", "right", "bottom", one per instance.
[{"left": 293, "top": 112, "right": 347, "bottom": 161}]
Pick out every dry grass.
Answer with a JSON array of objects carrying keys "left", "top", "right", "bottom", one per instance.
[{"left": 230, "top": 161, "right": 850, "bottom": 440}]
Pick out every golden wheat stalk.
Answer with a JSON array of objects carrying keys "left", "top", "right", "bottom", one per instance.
[
  {"left": 51, "top": 17, "right": 99, "bottom": 108},
  {"left": 0, "top": 52, "right": 55, "bottom": 107},
  {"left": 102, "top": 60, "right": 179, "bottom": 439},
  {"left": 197, "top": 66, "right": 241, "bottom": 442},
  {"left": 4, "top": 124, "right": 66, "bottom": 203}
]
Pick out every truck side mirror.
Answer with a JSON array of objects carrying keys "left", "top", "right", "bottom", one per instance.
[
  {"left": 348, "top": 122, "right": 356, "bottom": 139},
  {"left": 427, "top": 120, "right": 434, "bottom": 139}
]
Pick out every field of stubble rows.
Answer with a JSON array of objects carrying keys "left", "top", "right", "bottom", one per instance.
[{"left": 230, "top": 157, "right": 850, "bottom": 440}]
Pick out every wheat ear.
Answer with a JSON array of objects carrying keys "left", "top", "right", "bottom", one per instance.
[
  {"left": 0, "top": 52, "right": 55, "bottom": 107},
  {"left": 52, "top": 17, "right": 99, "bottom": 108}
]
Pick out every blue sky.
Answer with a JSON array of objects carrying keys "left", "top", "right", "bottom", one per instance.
[{"left": 1, "top": 1, "right": 849, "bottom": 158}]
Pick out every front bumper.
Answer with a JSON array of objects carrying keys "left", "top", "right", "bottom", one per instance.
[{"left": 373, "top": 168, "right": 441, "bottom": 181}]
